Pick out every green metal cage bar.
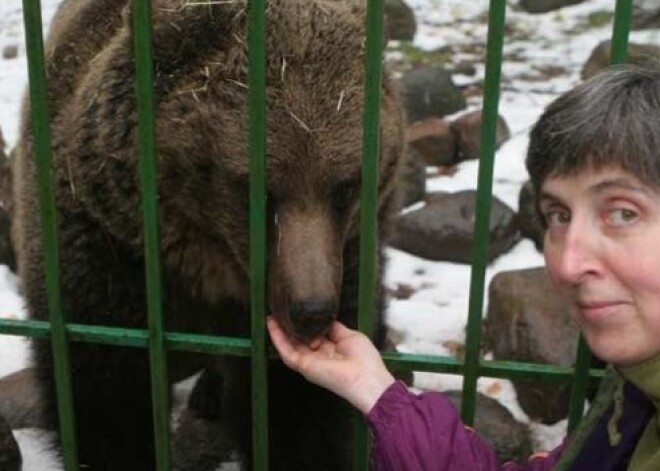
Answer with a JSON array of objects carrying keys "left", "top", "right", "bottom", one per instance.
[
  {"left": 132, "top": 0, "right": 171, "bottom": 469},
  {"left": 460, "top": 0, "right": 506, "bottom": 427},
  {"left": 20, "top": 0, "right": 79, "bottom": 469},
  {"left": 354, "top": 0, "right": 387, "bottom": 467},
  {"left": 247, "top": 0, "right": 270, "bottom": 468}
]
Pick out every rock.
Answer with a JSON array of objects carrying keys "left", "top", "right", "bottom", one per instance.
[
  {"left": 0, "top": 414, "right": 21, "bottom": 471},
  {"left": 389, "top": 191, "right": 520, "bottom": 264},
  {"left": 0, "top": 367, "right": 46, "bottom": 429},
  {"left": 2, "top": 45, "right": 18, "bottom": 60},
  {"left": 443, "top": 390, "right": 532, "bottom": 464},
  {"left": 399, "top": 146, "right": 426, "bottom": 208},
  {"left": 407, "top": 118, "right": 457, "bottom": 166},
  {"left": 581, "top": 40, "right": 660, "bottom": 80},
  {"left": 632, "top": 0, "right": 660, "bottom": 30},
  {"left": 518, "top": 0, "right": 587, "bottom": 14},
  {"left": 401, "top": 66, "right": 467, "bottom": 123},
  {"left": 0, "top": 129, "right": 14, "bottom": 271},
  {"left": 450, "top": 109, "right": 511, "bottom": 162},
  {"left": 384, "top": 0, "right": 416, "bottom": 41},
  {"left": 484, "top": 267, "right": 579, "bottom": 424},
  {"left": 517, "top": 181, "right": 543, "bottom": 251}
]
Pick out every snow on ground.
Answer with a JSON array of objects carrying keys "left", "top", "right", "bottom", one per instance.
[{"left": 0, "top": 0, "right": 656, "bottom": 469}]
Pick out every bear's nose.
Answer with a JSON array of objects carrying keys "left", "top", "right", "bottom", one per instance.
[{"left": 289, "top": 299, "right": 336, "bottom": 339}]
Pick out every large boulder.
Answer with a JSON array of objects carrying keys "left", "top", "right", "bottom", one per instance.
[
  {"left": 632, "top": 0, "right": 660, "bottom": 30},
  {"left": 517, "top": 181, "right": 543, "bottom": 251},
  {"left": 384, "top": 0, "right": 417, "bottom": 41},
  {"left": 0, "top": 414, "right": 21, "bottom": 471},
  {"left": 518, "top": 0, "right": 587, "bottom": 14},
  {"left": 389, "top": 191, "right": 520, "bottom": 264},
  {"left": 401, "top": 66, "right": 467, "bottom": 123},
  {"left": 399, "top": 146, "right": 427, "bottom": 208},
  {"left": 0, "top": 368, "right": 46, "bottom": 429},
  {"left": 581, "top": 40, "right": 660, "bottom": 80},
  {"left": 406, "top": 118, "right": 457, "bottom": 167},
  {"left": 0, "top": 128, "right": 14, "bottom": 271},
  {"left": 443, "top": 390, "right": 532, "bottom": 464},
  {"left": 485, "top": 267, "right": 579, "bottom": 424},
  {"left": 450, "top": 109, "right": 511, "bottom": 162}
]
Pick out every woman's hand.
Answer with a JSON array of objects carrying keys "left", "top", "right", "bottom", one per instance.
[{"left": 266, "top": 316, "right": 396, "bottom": 414}]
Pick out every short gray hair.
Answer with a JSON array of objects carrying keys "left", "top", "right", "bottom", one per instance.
[{"left": 526, "top": 63, "right": 660, "bottom": 194}]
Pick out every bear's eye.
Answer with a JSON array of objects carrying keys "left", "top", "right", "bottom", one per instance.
[{"left": 332, "top": 181, "right": 359, "bottom": 212}]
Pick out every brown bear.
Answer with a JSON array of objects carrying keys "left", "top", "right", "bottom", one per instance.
[{"left": 12, "top": 0, "right": 404, "bottom": 469}]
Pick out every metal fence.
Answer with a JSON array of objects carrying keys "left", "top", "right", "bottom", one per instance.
[{"left": 0, "top": 0, "right": 634, "bottom": 469}]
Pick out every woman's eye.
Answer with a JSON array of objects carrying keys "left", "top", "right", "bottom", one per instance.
[
  {"left": 543, "top": 210, "right": 570, "bottom": 227},
  {"left": 608, "top": 208, "right": 638, "bottom": 225}
]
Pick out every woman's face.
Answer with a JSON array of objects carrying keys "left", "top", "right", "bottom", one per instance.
[{"left": 540, "top": 165, "right": 660, "bottom": 366}]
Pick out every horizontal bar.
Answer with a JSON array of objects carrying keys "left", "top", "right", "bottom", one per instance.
[
  {"left": 0, "top": 319, "right": 603, "bottom": 381},
  {"left": 0, "top": 318, "right": 251, "bottom": 355}
]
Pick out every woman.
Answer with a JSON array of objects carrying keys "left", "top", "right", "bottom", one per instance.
[{"left": 267, "top": 63, "right": 660, "bottom": 470}]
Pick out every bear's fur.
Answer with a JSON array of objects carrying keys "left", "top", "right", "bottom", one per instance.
[{"left": 12, "top": 0, "right": 404, "bottom": 469}]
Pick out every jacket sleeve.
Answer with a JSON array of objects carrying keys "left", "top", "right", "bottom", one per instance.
[{"left": 365, "top": 381, "right": 565, "bottom": 471}]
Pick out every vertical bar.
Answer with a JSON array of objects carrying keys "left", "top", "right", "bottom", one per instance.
[
  {"left": 610, "top": 0, "right": 632, "bottom": 64},
  {"left": 354, "top": 0, "right": 386, "bottom": 467},
  {"left": 247, "top": 0, "right": 269, "bottom": 468},
  {"left": 567, "top": 337, "right": 592, "bottom": 432},
  {"left": 460, "top": 0, "right": 506, "bottom": 426},
  {"left": 21, "top": 1, "right": 79, "bottom": 469},
  {"left": 132, "top": 1, "right": 171, "bottom": 469}
]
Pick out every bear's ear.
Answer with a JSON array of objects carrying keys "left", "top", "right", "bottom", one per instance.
[{"left": 120, "top": 1, "right": 246, "bottom": 78}]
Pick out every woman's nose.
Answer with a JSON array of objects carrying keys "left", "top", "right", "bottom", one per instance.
[{"left": 547, "top": 222, "right": 602, "bottom": 285}]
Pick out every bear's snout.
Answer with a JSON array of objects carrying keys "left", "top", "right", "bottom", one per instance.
[{"left": 289, "top": 298, "right": 336, "bottom": 339}]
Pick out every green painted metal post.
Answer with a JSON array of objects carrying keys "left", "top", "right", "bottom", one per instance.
[
  {"left": 248, "top": 0, "right": 269, "bottom": 468},
  {"left": 460, "top": 0, "right": 506, "bottom": 426},
  {"left": 21, "top": 1, "right": 79, "bottom": 468},
  {"left": 132, "top": 0, "right": 171, "bottom": 468}
]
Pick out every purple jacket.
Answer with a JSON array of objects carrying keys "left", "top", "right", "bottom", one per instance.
[{"left": 365, "top": 381, "right": 653, "bottom": 471}]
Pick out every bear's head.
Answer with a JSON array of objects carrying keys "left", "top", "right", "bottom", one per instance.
[{"left": 61, "top": 0, "right": 405, "bottom": 341}]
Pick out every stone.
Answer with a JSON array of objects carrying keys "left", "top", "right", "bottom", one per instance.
[
  {"left": 401, "top": 66, "right": 467, "bottom": 123},
  {"left": 450, "top": 109, "right": 511, "bottom": 162},
  {"left": 517, "top": 181, "right": 543, "bottom": 251},
  {"left": 443, "top": 390, "right": 532, "bottom": 464},
  {"left": 399, "top": 146, "right": 426, "bottom": 208},
  {"left": 2, "top": 45, "right": 18, "bottom": 60},
  {"left": 384, "top": 0, "right": 416, "bottom": 41},
  {"left": 484, "top": 267, "right": 579, "bottom": 424},
  {"left": 0, "top": 414, "right": 21, "bottom": 471},
  {"left": 518, "top": 0, "right": 587, "bottom": 14},
  {"left": 407, "top": 118, "right": 457, "bottom": 166},
  {"left": 0, "top": 368, "right": 46, "bottom": 429},
  {"left": 581, "top": 40, "right": 660, "bottom": 80},
  {"left": 389, "top": 190, "right": 520, "bottom": 264}
]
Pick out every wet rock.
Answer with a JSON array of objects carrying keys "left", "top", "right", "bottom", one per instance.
[
  {"left": 517, "top": 181, "right": 543, "bottom": 251},
  {"left": 390, "top": 190, "right": 520, "bottom": 264},
  {"left": 443, "top": 390, "right": 532, "bottom": 464},
  {"left": 385, "top": 0, "right": 416, "bottom": 41},
  {"left": 2, "top": 45, "right": 18, "bottom": 60},
  {"left": 581, "top": 40, "right": 660, "bottom": 80},
  {"left": 485, "top": 267, "right": 579, "bottom": 424},
  {"left": 632, "top": 0, "right": 660, "bottom": 30},
  {"left": 0, "top": 128, "right": 15, "bottom": 271},
  {"left": 399, "top": 146, "right": 426, "bottom": 208},
  {"left": 518, "top": 0, "right": 587, "bottom": 14},
  {"left": 0, "top": 367, "right": 46, "bottom": 429},
  {"left": 0, "top": 414, "right": 21, "bottom": 471},
  {"left": 401, "top": 66, "right": 467, "bottom": 123},
  {"left": 450, "top": 109, "right": 511, "bottom": 162},
  {"left": 407, "top": 118, "right": 457, "bottom": 166}
]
